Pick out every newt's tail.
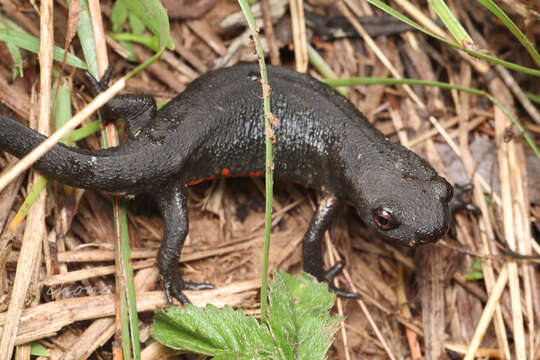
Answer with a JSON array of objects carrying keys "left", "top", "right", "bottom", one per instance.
[{"left": 0, "top": 114, "right": 147, "bottom": 193}]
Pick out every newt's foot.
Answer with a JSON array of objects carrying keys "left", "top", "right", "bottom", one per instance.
[
  {"left": 85, "top": 64, "right": 113, "bottom": 95},
  {"left": 323, "top": 261, "right": 362, "bottom": 299},
  {"left": 448, "top": 183, "right": 480, "bottom": 238},
  {"left": 450, "top": 183, "right": 480, "bottom": 215},
  {"left": 163, "top": 271, "right": 214, "bottom": 304}
]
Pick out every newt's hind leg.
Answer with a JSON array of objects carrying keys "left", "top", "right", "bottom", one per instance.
[
  {"left": 303, "top": 192, "right": 361, "bottom": 299},
  {"left": 85, "top": 69, "right": 157, "bottom": 138},
  {"left": 156, "top": 182, "right": 213, "bottom": 304}
]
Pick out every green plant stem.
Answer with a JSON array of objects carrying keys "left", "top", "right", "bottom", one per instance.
[
  {"left": 110, "top": 32, "right": 160, "bottom": 52},
  {"left": 307, "top": 43, "right": 348, "bottom": 97},
  {"left": 237, "top": 0, "right": 273, "bottom": 324},
  {"left": 525, "top": 92, "right": 540, "bottom": 105}
]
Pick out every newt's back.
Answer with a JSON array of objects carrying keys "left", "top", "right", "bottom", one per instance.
[{"left": 154, "top": 64, "right": 382, "bottom": 192}]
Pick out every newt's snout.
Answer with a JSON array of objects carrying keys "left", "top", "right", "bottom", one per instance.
[
  {"left": 414, "top": 220, "right": 449, "bottom": 244},
  {"left": 414, "top": 178, "right": 453, "bottom": 245}
]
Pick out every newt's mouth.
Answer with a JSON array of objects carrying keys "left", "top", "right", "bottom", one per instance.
[{"left": 413, "top": 216, "right": 450, "bottom": 245}]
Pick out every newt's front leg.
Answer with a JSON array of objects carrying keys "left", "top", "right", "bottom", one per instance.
[
  {"left": 156, "top": 182, "right": 213, "bottom": 303},
  {"left": 303, "top": 192, "right": 361, "bottom": 299}
]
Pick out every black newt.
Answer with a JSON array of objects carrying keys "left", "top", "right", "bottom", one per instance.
[{"left": 0, "top": 64, "right": 453, "bottom": 303}]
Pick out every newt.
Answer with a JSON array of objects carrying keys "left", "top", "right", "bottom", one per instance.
[{"left": 0, "top": 64, "right": 453, "bottom": 303}]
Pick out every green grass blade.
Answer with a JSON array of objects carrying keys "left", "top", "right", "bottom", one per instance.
[
  {"left": 70, "top": 120, "right": 101, "bottom": 141},
  {"left": 0, "top": 29, "right": 87, "bottom": 70},
  {"left": 8, "top": 176, "right": 48, "bottom": 232},
  {"left": 475, "top": 0, "right": 540, "bottom": 67},
  {"left": 367, "top": 0, "right": 540, "bottom": 76},
  {"left": 0, "top": 14, "right": 28, "bottom": 77},
  {"left": 323, "top": 76, "right": 540, "bottom": 159},
  {"left": 73, "top": 0, "right": 143, "bottom": 358},
  {"left": 525, "top": 92, "right": 540, "bottom": 105},
  {"left": 429, "top": 0, "right": 473, "bottom": 48},
  {"left": 5, "top": 42, "right": 23, "bottom": 78},
  {"left": 307, "top": 43, "right": 348, "bottom": 97},
  {"left": 73, "top": 0, "right": 98, "bottom": 76},
  {"left": 51, "top": 82, "right": 73, "bottom": 145},
  {"left": 8, "top": 81, "right": 73, "bottom": 232}
]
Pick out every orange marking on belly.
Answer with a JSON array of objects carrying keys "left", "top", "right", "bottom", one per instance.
[
  {"left": 249, "top": 171, "right": 264, "bottom": 177},
  {"left": 188, "top": 169, "right": 265, "bottom": 187},
  {"left": 188, "top": 175, "right": 215, "bottom": 186}
]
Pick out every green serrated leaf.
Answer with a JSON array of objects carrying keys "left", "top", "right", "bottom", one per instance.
[
  {"left": 268, "top": 276, "right": 296, "bottom": 359},
  {"left": 151, "top": 305, "right": 278, "bottom": 359},
  {"left": 271, "top": 271, "right": 342, "bottom": 360},
  {"left": 0, "top": 29, "right": 87, "bottom": 69},
  {"left": 30, "top": 342, "right": 50, "bottom": 356},
  {"left": 279, "top": 271, "right": 336, "bottom": 312},
  {"left": 152, "top": 272, "right": 342, "bottom": 360},
  {"left": 120, "top": 0, "right": 169, "bottom": 49}
]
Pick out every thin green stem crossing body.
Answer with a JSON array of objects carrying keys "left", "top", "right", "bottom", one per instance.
[{"left": 237, "top": 0, "right": 274, "bottom": 324}]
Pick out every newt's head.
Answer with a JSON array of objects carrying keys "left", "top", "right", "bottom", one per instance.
[{"left": 350, "top": 143, "right": 453, "bottom": 246}]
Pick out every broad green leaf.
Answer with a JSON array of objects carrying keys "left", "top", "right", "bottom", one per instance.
[
  {"left": 120, "top": 0, "right": 170, "bottom": 49},
  {"left": 111, "top": 0, "right": 165, "bottom": 56},
  {"left": 128, "top": 11, "right": 146, "bottom": 36},
  {"left": 0, "top": 29, "right": 86, "bottom": 69},
  {"left": 111, "top": 0, "right": 128, "bottom": 33},
  {"left": 465, "top": 258, "right": 484, "bottom": 281},
  {"left": 30, "top": 342, "right": 49, "bottom": 356}
]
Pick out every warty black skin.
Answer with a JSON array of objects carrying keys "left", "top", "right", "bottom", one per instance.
[{"left": 0, "top": 64, "right": 453, "bottom": 303}]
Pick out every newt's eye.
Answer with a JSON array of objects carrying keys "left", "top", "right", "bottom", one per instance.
[{"left": 373, "top": 208, "right": 395, "bottom": 230}]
